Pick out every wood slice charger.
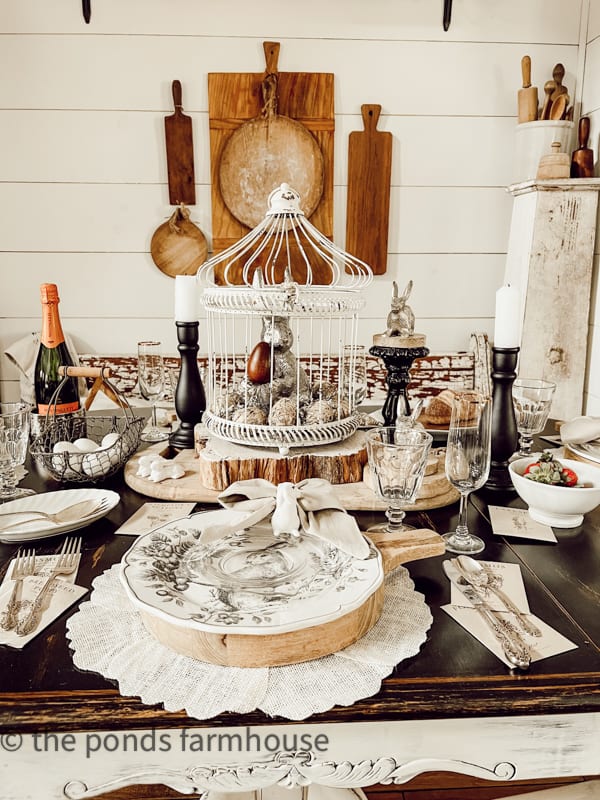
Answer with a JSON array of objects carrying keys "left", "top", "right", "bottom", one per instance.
[
  {"left": 218, "top": 42, "right": 324, "bottom": 232},
  {"left": 136, "top": 527, "right": 444, "bottom": 668}
]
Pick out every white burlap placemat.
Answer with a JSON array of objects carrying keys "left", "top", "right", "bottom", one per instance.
[{"left": 66, "top": 564, "right": 432, "bottom": 720}]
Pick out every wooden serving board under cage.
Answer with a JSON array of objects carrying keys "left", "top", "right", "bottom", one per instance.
[
  {"left": 137, "top": 526, "right": 444, "bottom": 668},
  {"left": 124, "top": 435, "right": 459, "bottom": 510},
  {"left": 208, "top": 42, "right": 334, "bottom": 284}
]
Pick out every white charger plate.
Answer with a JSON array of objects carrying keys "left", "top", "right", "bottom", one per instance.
[{"left": 0, "top": 488, "right": 120, "bottom": 543}]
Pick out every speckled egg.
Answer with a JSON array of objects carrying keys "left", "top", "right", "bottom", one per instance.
[
  {"left": 211, "top": 390, "right": 243, "bottom": 419},
  {"left": 304, "top": 399, "right": 337, "bottom": 425},
  {"left": 232, "top": 406, "right": 268, "bottom": 425},
  {"left": 268, "top": 397, "right": 299, "bottom": 426},
  {"left": 311, "top": 381, "right": 339, "bottom": 403}
]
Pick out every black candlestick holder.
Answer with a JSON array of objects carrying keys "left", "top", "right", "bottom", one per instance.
[
  {"left": 369, "top": 344, "right": 429, "bottom": 426},
  {"left": 485, "top": 346, "right": 519, "bottom": 491},
  {"left": 169, "top": 321, "right": 206, "bottom": 451}
]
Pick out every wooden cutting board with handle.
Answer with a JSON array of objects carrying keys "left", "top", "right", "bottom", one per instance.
[
  {"left": 164, "top": 79, "right": 196, "bottom": 206},
  {"left": 345, "top": 104, "right": 393, "bottom": 275},
  {"left": 208, "top": 42, "right": 334, "bottom": 284}
]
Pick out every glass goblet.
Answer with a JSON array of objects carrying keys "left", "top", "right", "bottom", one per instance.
[
  {"left": 443, "top": 391, "right": 492, "bottom": 555},
  {"left": 137, "top": 341, "right": 169, "bottom": 443},
  {"left": 342, "top": 344, "right": 368, "bottom": 409},
  {"left": 366, "top": 427, "right": 433, "bottom": 534},
  {"left": 0, "top": 402, "right": 35, "bottom": 501},
  {"left": 512, "top": 378, "right": 556, "bottom": 457}
]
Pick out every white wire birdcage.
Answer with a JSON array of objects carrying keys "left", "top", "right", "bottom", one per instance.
[{"left": 197, "top": 183, "right": 373, "bottom": 454}]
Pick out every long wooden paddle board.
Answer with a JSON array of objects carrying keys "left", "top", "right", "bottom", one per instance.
[
  {"left": 345, "top": 104, "right": 392, "bottom": 275},
  {"left": 164, "top": 80, "right": 196, "bottom": 206}
]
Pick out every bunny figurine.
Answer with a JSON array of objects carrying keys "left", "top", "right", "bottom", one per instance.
[{"left": 385, "top": 281, "right": 415, "bottom": 338}]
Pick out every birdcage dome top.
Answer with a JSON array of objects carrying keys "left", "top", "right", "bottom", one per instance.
[{"left": 197, "top": 184, "right": 372, "bottom": 316}]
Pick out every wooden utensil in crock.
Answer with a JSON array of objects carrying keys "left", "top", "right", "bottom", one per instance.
[
  {"left": 218, "top": 42, "right": 324, "bottom": 229},
  {"left": 150, "top": 203, "right": 208, "bottom": 278},
  {"left": 571, "top": 116, "right": 595, "bottom": 178}
]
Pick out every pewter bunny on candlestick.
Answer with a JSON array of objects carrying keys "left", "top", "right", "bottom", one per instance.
[
  {"left": 386, "top": 281, "right": 415, "bottom": 338},
  {"left": 372, "top": 279, "right": 428, "bottom": 425}
]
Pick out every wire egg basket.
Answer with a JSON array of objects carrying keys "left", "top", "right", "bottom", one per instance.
[
  {"left": 197, "top": 183, "right": 373, "bottom": 454},
  {"left": 30, "top": 374, "right": 145, "bottom": 483}
]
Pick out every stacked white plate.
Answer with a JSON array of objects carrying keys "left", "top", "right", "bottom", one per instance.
[{"left": 0, "top": 488, "right": 120, "bottom": 543}]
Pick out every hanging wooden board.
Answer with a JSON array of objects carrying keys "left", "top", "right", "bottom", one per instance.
[
  {"left": 164, "top": 80, "right": 196, "bottom": 206},
  {"left": 345, "top": 104, "right": 393, "bottom": 275},
  {"left": 208, "top": 41, "right": 334, "bottom": 284}
]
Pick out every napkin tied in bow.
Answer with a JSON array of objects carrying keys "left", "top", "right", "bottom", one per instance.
[{"left": 200, "top": 478, "right": 369, "bottom": 559}]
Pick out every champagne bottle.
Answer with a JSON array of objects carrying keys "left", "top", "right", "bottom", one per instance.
[{"left": 34, "top": 283, "right": 80, "bottom": 415}]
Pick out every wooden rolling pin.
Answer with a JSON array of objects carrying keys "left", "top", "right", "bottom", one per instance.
[{"left": 518, "top": 55, "right": 538, "bottom": 123}]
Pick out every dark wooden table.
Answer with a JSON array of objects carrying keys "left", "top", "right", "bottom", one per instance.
[{"left": 1, "top": 446, "right": 599, "bottom": 800}]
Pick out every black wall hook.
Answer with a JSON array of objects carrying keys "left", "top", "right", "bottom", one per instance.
[
  {"left": 443, "top": 0, "right": 452, "bottom": 30},
  {"left": 82, "top": 0, "right": 91, "bottom": 23}
]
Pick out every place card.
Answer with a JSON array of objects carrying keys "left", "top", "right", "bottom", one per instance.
[
  {"left": 0, "top": 554, "right": 87, "bottom": 649},
  {"left": 442, "top": 604, "right": 577, "bottom": 668},
  {"left": 115, "top": 502, "right": 197, "bottom": 536},
  {"left": 489, "top": 505, "right": 557, "bottom": 542}
]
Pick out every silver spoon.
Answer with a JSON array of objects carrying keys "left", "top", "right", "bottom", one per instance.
[{"left": 456, "top": 555, "right": 542, "bottom": 638}]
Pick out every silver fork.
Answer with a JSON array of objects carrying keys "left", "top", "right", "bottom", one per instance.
[
  {"left": 0, "top": 499, "right": 108, "bottom": 532},
  {"left": 0, "top": 549, "right": 37, "bottom": 631},
  {"left": 16, "top": 537, "right": 81, "bottom": 637}
]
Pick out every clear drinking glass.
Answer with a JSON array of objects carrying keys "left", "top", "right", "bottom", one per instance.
[
  {"left": 137, "top": 341, "right": 169, "bottom": 443},
  {"left": 366, "top": 427, "right": 433, "bottom": 534},
  {"left": 443, "top": 392, "right": 492, "bottom": 555},
  {"left": 342, "top": 344, "right": 368, "bottom": 409},
  {"left": 512, "top": 378, "right": 556, "bottom": 457},
  {"left": 0, "top": 402, "right": 35, "bottom": 501}
]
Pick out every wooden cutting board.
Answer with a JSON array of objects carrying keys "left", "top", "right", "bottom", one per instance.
[
  {"left": 345, "top": 104, "right": 393, "bottom": 275},
  {"left": 164, "top": 80, "right": 196, "bottom": 206},
  {"left": 208, "top": 42, "right": 334, "bottom": 284}
]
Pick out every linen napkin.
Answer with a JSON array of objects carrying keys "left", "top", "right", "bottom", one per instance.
[
  {"left": 0, "top": 553, "right": 87, "bottom": 649},
  {"left": 199, "top": 478, "right": 370, "bottom": 559},
  {"left": 560, "top": 415, "right": 600, "bottom": 445}
]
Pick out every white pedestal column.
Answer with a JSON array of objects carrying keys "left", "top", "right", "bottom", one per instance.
[{"left": 504, "top": 179, "right": 600, "bottom": 420}]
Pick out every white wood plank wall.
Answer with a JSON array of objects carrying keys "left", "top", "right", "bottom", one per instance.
[
  {"left": 583, "top": 0, "right": 600, "bottom": 414},
  {"left": 0, "top": 0, "right": 589, "bottom": 403}
]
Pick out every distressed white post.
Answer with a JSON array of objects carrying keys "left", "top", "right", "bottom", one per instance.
[{"left": 504, "top": 179, "right": 600, "bottom": 420}]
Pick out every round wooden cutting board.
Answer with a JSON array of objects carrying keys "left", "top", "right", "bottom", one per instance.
[{"left": 218, "top": 112, "right": 324, "bottom": 229}]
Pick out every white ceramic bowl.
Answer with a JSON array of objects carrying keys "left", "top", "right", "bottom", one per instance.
[{"left": 509, "top": 456, "right": 600, "bottom": 527}]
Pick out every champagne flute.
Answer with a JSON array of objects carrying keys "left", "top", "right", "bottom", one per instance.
[
  {"left": 137, "top": 341, "right": 169, "bottom": 443},
  {"left": 443, "top": 392, "right": 492, "bottom": 554},
  {"left": 366, "top": 427, "right": 433, "bottom": 533},
  {"left": 512, "top": 378, "right": 556, "bottom": 457},
  {"left": 0, "top": 403, "right": 35, "bottom": 501}
]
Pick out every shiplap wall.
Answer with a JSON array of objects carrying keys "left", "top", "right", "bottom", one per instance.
[
  {"left": 583, "top": 0, "right": 600, "bottom": 414},
  {"left": 0, "top": 0, "right": 589, "bottom": 403}
]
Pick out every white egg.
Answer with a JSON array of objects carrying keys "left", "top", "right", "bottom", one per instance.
[
  {"left": 81, "top": 453, "right": 110, "bottom": 479},
  {"left": 101, "top": 432, "right": 121, "bottom": 449},
  {"left": 53, "top": 440, "right": 79, "bottom": 454},
  {"left": 73, "top": 437, "right": 100, "bottom": 453},
  {"left": 51, "top": 442, "right": 83, "bottom": 478}
]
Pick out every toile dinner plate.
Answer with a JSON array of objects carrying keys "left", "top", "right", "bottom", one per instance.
[
  {"left": 0, "top": 488, "right": 120, "bottom": 543},
  {"left": 119, "top": 509, "right": 382, "bottom": 636}
]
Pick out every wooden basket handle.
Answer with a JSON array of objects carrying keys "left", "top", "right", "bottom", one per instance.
[{"left": 58, "top": 366, "right": 113, "bottom": 378}]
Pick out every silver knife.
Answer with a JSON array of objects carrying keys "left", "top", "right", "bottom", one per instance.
[{"left": 443, "top": 561, "right": 531, "bottom": 670}]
